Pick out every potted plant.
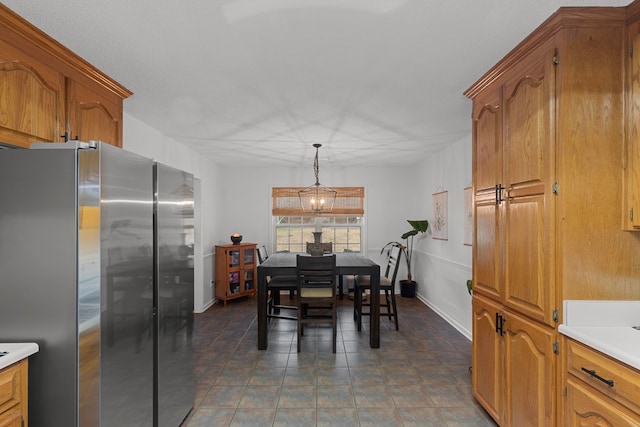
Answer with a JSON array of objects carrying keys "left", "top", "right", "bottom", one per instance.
[{"left": 382, "top": 219, "right": 429, "bottom": 297}]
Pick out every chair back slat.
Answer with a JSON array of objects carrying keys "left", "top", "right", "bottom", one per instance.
[
  {"left": 297, "top": 254, "right": 337, "bottom": 288},
  {"left": 257, "top": 245, "right": 268, "bottom": 264},
  {"left": 385, "top": 244, "right": 403, "bottom": 286},
  {"left": 354, "top": 244, "right": 401, "bottom": 332}
]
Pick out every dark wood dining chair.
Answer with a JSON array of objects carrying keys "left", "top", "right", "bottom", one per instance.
[
  {"left": 296, "top": 254, "right": 338, "bottom": 353},
  {"left": 257, "top": 245, "right": 297, "bottom": 320},
  {"left": 354, "top": 243, "right": 402, "bottom": 331}
]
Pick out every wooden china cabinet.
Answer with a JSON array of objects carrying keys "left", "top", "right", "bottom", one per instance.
[
  {"left": 215, "top": 243, "right": 257, "bottom": 306},
  {"left": 466, "top": 5, "right": 640, "bottom": 426},
  {"left": 0, "top": 4, "right": 130, "bottom": 149}
]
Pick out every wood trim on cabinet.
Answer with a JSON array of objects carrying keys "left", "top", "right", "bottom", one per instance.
[
  {"left": 0, "top": 4, "right": 132, "bottom": 99},
  {"left": 464, "top": 8, "right": 626, "bottom": 99}
]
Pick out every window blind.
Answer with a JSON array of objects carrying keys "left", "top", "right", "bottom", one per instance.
[{"left": 272, "top": 187, "right": 364, "bottom": 216}]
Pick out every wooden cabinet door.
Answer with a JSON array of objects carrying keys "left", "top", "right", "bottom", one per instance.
[
  {"left": 67, "top": 79, "right": 123, "bottom": 147},
  {"left": 502, "top": 48, "right": 557, "bottom": 327},
  {"left": 471, "top": 294, "right": 502, "bottom": 425},
  {"left": 474, "top": 88, "right": 503, "bottom": 194},
  {"left": 0, "top": 407, "right": 22, "bottom": 427},
  {"left": 472, "top": 89, "right": 503, "bottom": 300},
  {"left": 566, "top": 378, "right": 640, "bottom": 426},
  {"left": 503, "top": 309, "right": 556, "bottom": 427},
  {"left": 240, "top": 245, "right": 256, "bottom": 293},
  {"left": 0, "top": 39, "right": 65, "bottom": 147},
  {"left": 0, "top": 361, "right": 24, "bottom": 427}
]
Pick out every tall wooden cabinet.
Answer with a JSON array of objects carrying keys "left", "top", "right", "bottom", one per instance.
[
  {"left": 215, "top": 243, "right": 257, "bottom": 306},
  {"left": 466, "top": 5, "right": 640, "bottom": 426},
  {"left": 0, "top": 4, "right": 130, "bottom": 148},
  {"left": 469, "top": 38, "right": 560, "bottom": 427}
]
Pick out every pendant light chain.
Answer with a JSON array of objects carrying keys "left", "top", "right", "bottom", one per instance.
[
  {"left": 298, "top": 143, "right": 337, "bottom": 214},
  {"left": 313, "top": 143, "right": 321, "bottom": 185}
]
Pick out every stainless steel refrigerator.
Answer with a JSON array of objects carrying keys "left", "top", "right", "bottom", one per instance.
[{"left": 0, "top": 141, "right": 194, "bottom": 426}]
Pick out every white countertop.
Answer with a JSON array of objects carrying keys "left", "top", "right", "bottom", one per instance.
[
  {"left": 0, "top": 343, "right": 39, "bottom": 370},
  {"left": 559, "top": 300, "right": 640, "bottom": 371}
]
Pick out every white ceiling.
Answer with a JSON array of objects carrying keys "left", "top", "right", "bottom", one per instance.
[{"left": 1, "top": 0, "right": 631, "bottom": 167}]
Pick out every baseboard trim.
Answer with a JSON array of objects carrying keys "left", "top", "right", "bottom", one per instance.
[{"left": 416, "top": 293, "right": 472, "bottom": 341}]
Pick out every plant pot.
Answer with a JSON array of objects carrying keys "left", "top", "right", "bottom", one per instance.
[{"left": 400, "top": 280, "right": 417, "bottom": 298}]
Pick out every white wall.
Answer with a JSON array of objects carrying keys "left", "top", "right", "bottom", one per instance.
[
  {"left": 413, "top": 135, "right": 473, "bottom": 339},
  {"left": 122, "top": 112, "right": 220, "bottom": 312},
  {"left": 214, "top": 164, "right": 420, "bottom": 266}
]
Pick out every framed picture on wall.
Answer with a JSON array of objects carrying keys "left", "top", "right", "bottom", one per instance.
[
  {"left": 463, "top": 186, "right": 472, "bottom": 246},
  {"left": 432, "top": 190, "right": 448, "bottom": 241}
]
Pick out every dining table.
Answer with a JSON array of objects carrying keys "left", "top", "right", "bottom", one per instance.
[{"left": 257, "top": 252, "right": 381, "bottom": 350}]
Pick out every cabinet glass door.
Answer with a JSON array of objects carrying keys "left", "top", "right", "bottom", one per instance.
[
  {"left": 243, "top": 248, "right": 254, "bottom": 265},
  {"left": 229, "top": 250, "right": 240, "bottom": 267},
  {"left": 228, "top": 271, "right": 240, "bottom": 294}
]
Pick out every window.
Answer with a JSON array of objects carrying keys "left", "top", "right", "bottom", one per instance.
[
  {"left": 274, "top": 216, "right": 362, "bottom": 253},
  {"left": 272, "top": 187, "right": 365, "bottom": 253}
]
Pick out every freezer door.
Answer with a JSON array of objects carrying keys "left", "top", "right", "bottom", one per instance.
[
  {"left": 96, "top": 143, "right": 154, "bottom": 426},
  {"left": 154, "top": 162, "right": 195, "bottom": 427}
]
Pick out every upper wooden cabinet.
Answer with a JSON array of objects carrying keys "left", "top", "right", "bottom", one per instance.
[
  {"left": 469, "top": 42, "right": 557, "bottom": 328},
  {"left": 0, "top": 38, "right": 66, "bottom": 146},
  {"left": 67, "top": 79, "right": 123, "bottom": 146},
  {"left": 502, "top": 46, "right": 556, "bottom": 327},
  {"left": 0, "top": 4, "right": 131, "bottom": 148},
  {"left": 471, "top": 88, "right": 502, "bottom": 301}
]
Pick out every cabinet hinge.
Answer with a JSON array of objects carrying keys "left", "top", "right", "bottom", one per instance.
[
  {"left": 563, "top": 386, "right": 568, "bottom": 398},
  {"left": 553, "top": 341, "right": 560, "bottom": 355},
  {"left": 495, "top": 184, "right": 505, "bottom": 205},
  {"left": 553, "top": 308, "right": 559, "bottom": 323},
  {"left": 553, "top": 54, "right": 559, "bottom": 65},
  {"left": 631, "top": 44, "right": 634, "bottom": 58},
  {"left": 552, "top": 182, "right": 559, "bottom": 195},
  {"left": 631, "top": 207, "right": 634, "bottom": 222}
]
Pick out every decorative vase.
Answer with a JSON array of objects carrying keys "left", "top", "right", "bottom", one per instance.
[
  {"left": 308, "top": 231, "right": 324, "bottom": 256},
  {"left": 230, "top": 234, "right": 242, "bottom": 245}
]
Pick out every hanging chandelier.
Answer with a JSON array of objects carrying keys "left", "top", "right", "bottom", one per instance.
[{"left": 298, "top": 143, "right": 337, "bottom": 214}]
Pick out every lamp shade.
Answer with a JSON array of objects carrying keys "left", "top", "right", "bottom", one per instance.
[{"left": 298, "top": 182, "right": 337, "bottom": 214}]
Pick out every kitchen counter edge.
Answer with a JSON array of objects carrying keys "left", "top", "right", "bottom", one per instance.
[{"left": 0, "top": 342, "right": 39, "bottom": 370}]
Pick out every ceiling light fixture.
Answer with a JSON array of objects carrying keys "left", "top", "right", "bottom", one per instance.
[{"left": 298, "top": 143, "right": 336, "bottom": 214}]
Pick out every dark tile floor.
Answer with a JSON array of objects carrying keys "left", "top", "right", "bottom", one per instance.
[{"left": 183, "top": 294, "right": 496, "bottom": 427}]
